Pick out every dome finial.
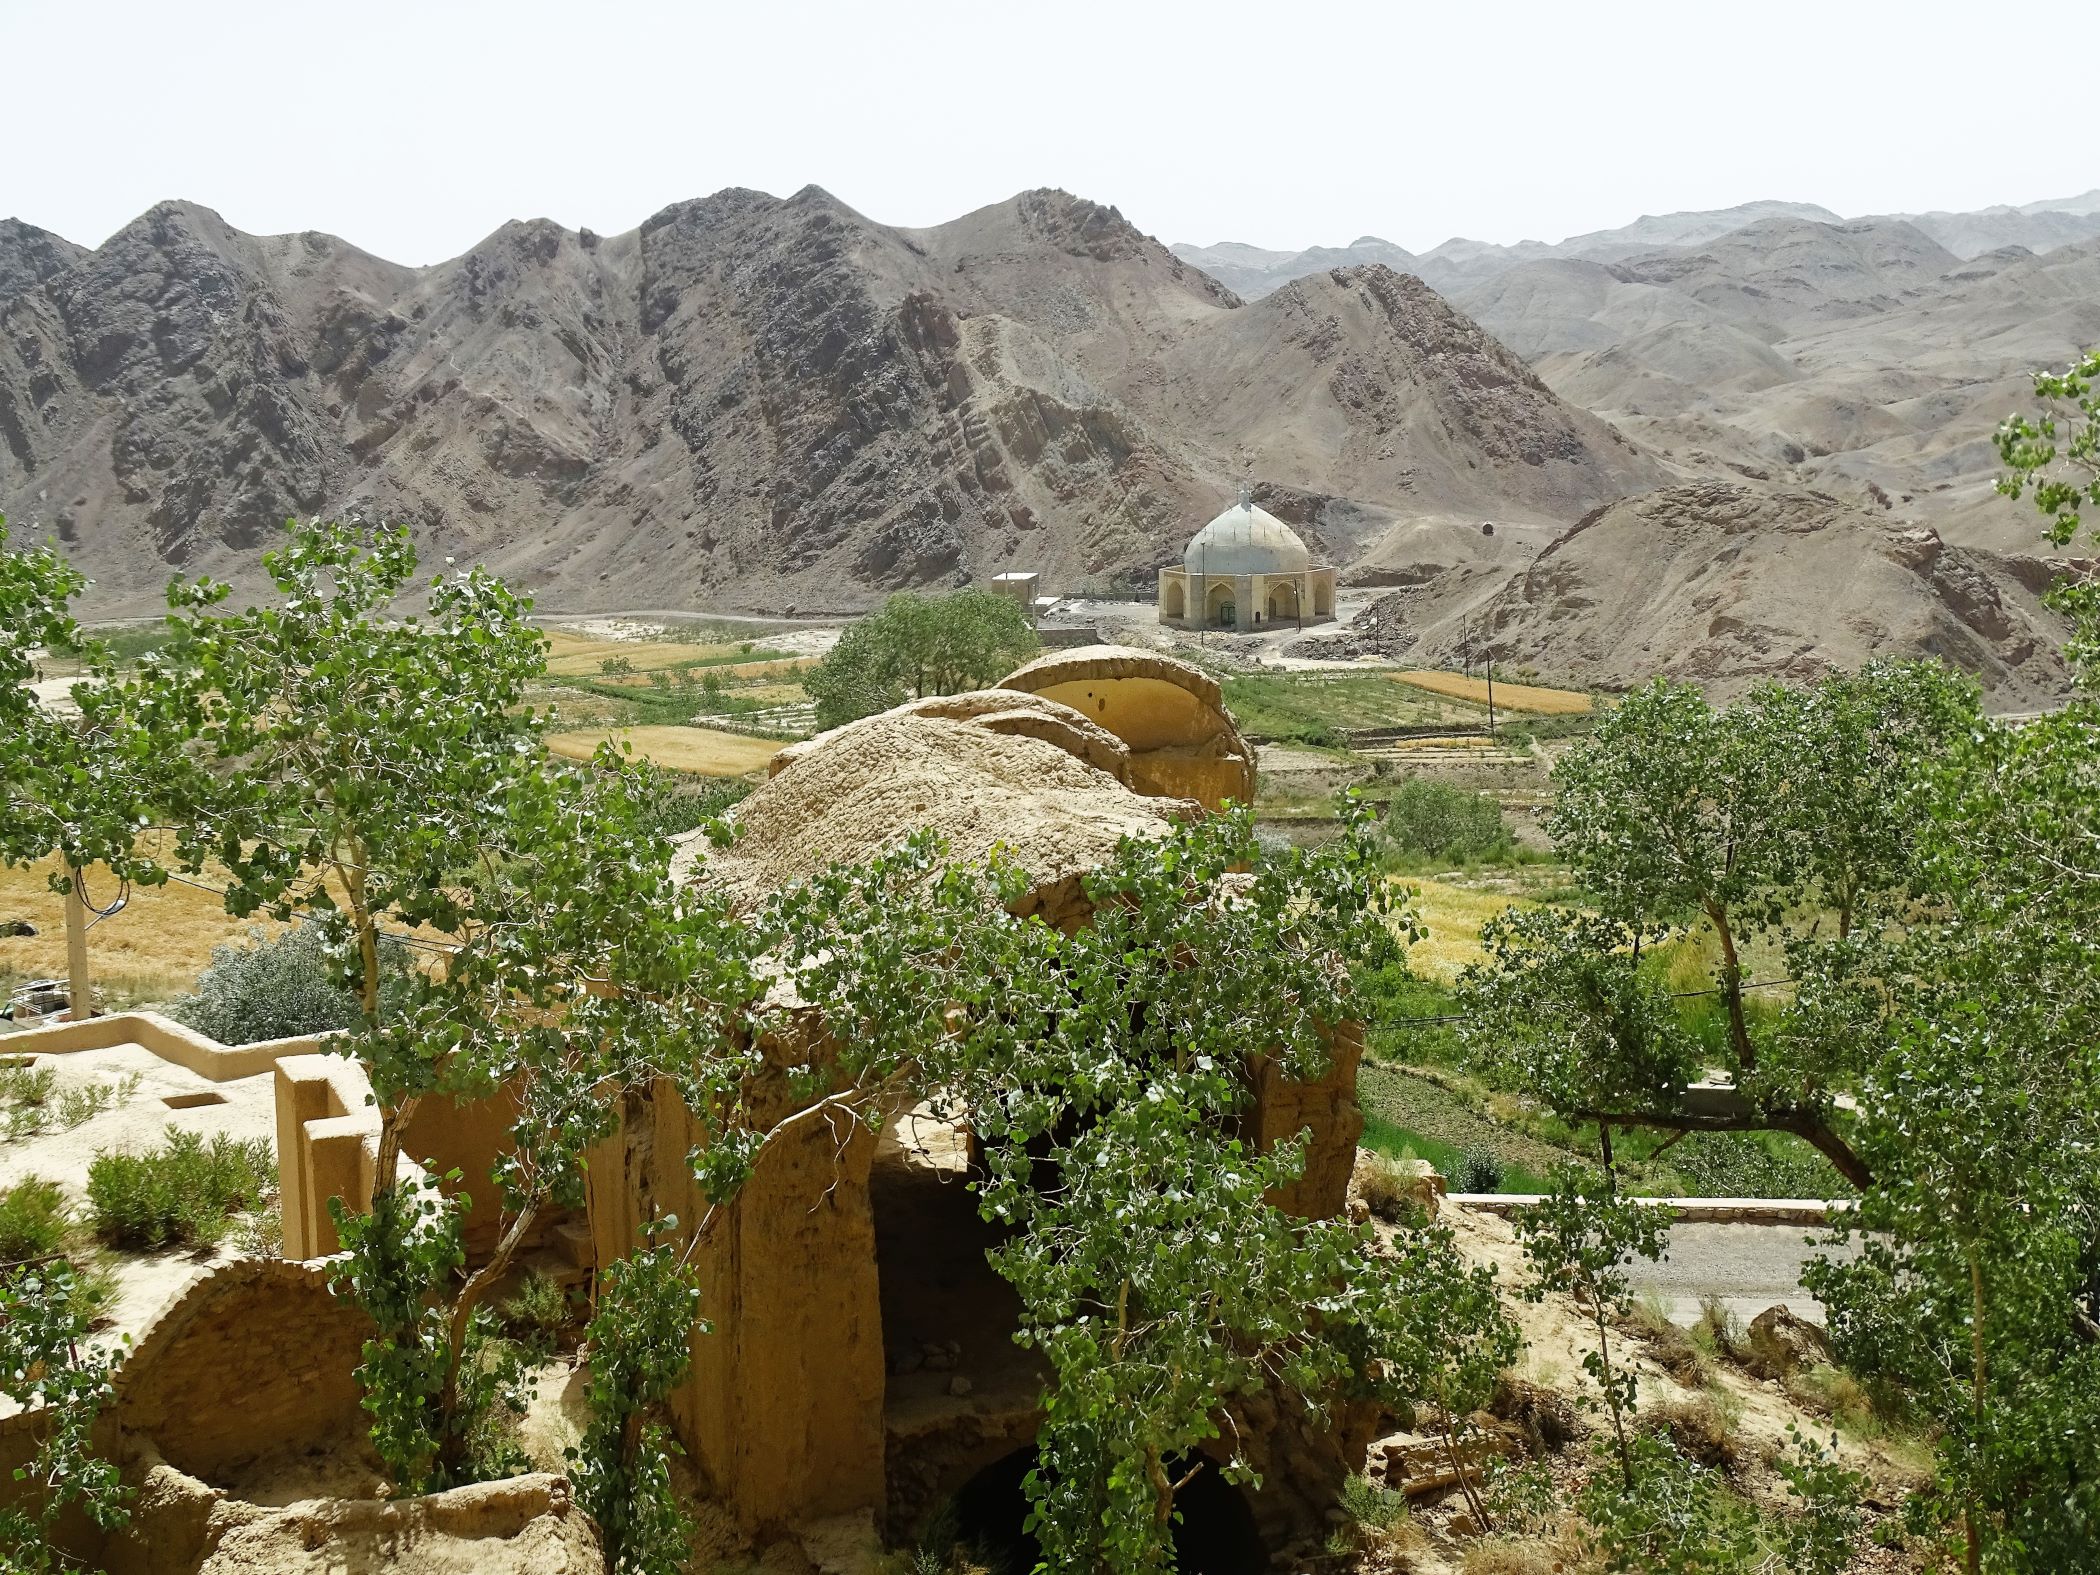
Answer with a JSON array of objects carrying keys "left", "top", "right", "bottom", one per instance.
[{"left": 1237, "top": 481, "right": 1253, "bottom": 511}]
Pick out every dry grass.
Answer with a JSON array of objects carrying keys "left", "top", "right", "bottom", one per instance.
[
  {"left": 1640, "top": 1390, "right": 1740, "bottom": 1471},
  {"left": 1461, "top": 1542, "right": 1559, "bottom": 1575},
  {"left": 1354, "top": 1151, "right": 1436, "bottom": 1224},
  {"left": 1396, "top": 878, "right": 1532, "bottom": 980},
  {"left": 1394, "top": 670, "right": 1593, "bottom": 715},
  {"left": 546, "top": 725, "right": 782, "bottom": 778},
  {"left": 0, "top": 851, "right": 287, "bottom": 1008}
]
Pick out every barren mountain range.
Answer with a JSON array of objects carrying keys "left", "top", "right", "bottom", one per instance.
[
  {"left": 0, "top": 189, "right": 1650, "bottom": 617},
  {"left": 1, "top": 184, "right": 2091, "bottom": 702},
  {"left": 1177, "top": 191, "right": 2100, "bottom": 557}
]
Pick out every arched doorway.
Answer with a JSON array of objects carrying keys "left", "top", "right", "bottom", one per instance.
[
  {"left": 1205, "top": 582, "right": 1236, "bottom": 629},
  {"left": 950, "top": 1444, "right": 1264, "bottom": 1575},
  {"left": 1164, "top": 579, "right": 1186, "bottom": 622},
  {"left": 1312, "top": 577, "right": 1334, "bottom": 617},
  {"left": 1266, "top": 580, "right": 1299, "bottom": 623}
]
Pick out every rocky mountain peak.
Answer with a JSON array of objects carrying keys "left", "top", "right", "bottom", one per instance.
[{"left": 0, "top": 218, "right": 86, "bottom": 307}]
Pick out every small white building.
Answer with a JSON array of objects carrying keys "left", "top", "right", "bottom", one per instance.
[
  {"left": 1156, "top": 486, "right": 1337, "bottom": 631},
  {"left": 988, "top": 571, "right": 1041, "bottom": 623}
]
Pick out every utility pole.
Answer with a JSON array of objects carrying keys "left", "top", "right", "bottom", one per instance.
[{"left": 1484, "top": 647, "right": 1498, "bottom": 742}]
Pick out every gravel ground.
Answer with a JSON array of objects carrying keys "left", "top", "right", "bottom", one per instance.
[{"left": 1632, "top": 1221, "right": 1861, "bottom": 1326}]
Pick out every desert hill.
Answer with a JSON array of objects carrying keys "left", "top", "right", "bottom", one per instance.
[
  {"left": 0, "top": 219, "right": 86, "bottom": 308},
  {"left": 0, "top": 189, "right": 1655, "bottom": 615},
  {"left": 1171, "top": 235, "right": 1421, "bottom": 301},
  {"left": 1354, "top": 482, "right": 2076, "bottom": 704},
  {"left": 1175, "top": 195, "right": 2100, "bottom": 573}
]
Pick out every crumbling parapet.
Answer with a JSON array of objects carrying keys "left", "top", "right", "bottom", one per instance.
[
  {"left": 1248, "top": 1020, "right": 1368, "bottom": 1221},
  {"left": 997, "top": 645, "right": 1257, "bottom": 810},
  {"left": 273, "top": 1052, "right": 523, "bottom": 1260}
]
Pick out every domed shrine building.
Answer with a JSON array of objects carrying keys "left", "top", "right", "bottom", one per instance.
[{"left": 1157, "top": 485, "right": 1338, "bottom": 631}]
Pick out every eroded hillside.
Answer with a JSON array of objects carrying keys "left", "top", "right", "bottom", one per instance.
[{"left": 0, "top": 189, "right": 1656, "bottom": 615}]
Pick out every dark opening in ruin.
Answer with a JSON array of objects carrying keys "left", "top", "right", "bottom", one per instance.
[
  {"left": 950, "top": 1444, "right": 1264, "bottom": 1575},
  {"left": 871, "top": 1106, "right": 1025, "bottom": 1394},
  {"left": 162, "top": 1090, "right": 228, "bottom": 1110}
]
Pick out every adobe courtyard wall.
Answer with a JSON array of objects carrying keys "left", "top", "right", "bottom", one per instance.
[
  {"left": 274, "top": 1053, "right": 521, "bottom": 1259},
  {"left": 1249, "top": 1021, "right": 1368, "bottom": 1220},
  {"left": 106, "top": 1258, "right": 373, "bottom": 1484}
]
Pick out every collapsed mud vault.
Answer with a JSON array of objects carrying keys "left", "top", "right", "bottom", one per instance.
[
  {"left": 268, "top": 645, "right": 1367, "bottom": 1556},
  {"left": 625, "top": 647, "right": 1367, "bottom": 1551},
  {"left": 953, "top": 1444, "right": 1265, "bottom": 1575},
  {"left": 870, "top": 1104, "right": 1043, "bottom": 1535}
]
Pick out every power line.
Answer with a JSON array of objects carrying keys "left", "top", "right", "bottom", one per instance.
[
  {"left": 157, "top": 868, "right": 460, "bottom": 955},
  {"left": 1381, "top": 976, "right": 1799, "bottom": 1028}
]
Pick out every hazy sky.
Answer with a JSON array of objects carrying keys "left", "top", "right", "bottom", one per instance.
[{"left": 6, "top": 0, "right": 2094, "bottom": 265}]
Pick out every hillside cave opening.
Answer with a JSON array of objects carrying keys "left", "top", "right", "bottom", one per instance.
[{"left": 951, "top": 1443, "right": 1264, "bottom": 1575}]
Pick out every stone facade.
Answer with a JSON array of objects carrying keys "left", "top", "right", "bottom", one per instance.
[
  {"left": 1157, "top": 487, "right": 1338, "bottom": 632},
  {"left": 1158, "top": 564, "right": 1339, "bottom": 631}
]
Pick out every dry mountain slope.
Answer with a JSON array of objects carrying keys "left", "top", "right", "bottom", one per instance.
[
  {"left": 1152, "top": 265, "right": 1658, "bottom": 566},
  {"left": 0, "top": 219, "right": 86, "bottom": 308},
  {"left": 0, "top": 188, "right": 1654, "bottom": 614},
  {"left": 1170, "top": 236, "right": 1420, "bottom": 300},
  {"left": 1523, "top": 233, "right": 2100, "bottom": 551},
  {"left": 1432, "top": 482, "right": 2075, "bottom": 703},
  {"left": 1179, "top": 197, "right": 2100, "bottom": 565}
]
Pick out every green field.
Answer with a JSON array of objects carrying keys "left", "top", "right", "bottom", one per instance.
[{"left": 1219, "top": 671, "right": 1486, "bottom": 744}]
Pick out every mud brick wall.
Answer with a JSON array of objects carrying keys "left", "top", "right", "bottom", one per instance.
[{"left": 111, "top": 1258, "right": 372, "bottom": 1482}]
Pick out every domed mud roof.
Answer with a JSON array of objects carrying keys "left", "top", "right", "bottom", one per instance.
[
  {"left": 681, "top": 712, "right": 1183, "bottom": 927},
  {"left": 998, "top": 645, "right": 1256, "bottom": 810}
]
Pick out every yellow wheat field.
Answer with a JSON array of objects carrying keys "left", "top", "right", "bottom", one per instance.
[
  {"left": 1393, "top": 671, "right": 1592, "bottom": 716},
  {"left": 1394, "top": 877, "right": 1533, "bottom": 980},
  {"left": 546, "top": 725, "right": 782, "bottom": 777},
  {"left": 0, "top": 853, "right": 288, "bottom": 1006}
]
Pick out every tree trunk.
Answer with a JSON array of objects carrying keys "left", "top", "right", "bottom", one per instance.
[
  {"left": 1703, "top": 900, "right": 1755, "bottom": 1070},
  {"left": 1590, "top": 1296, "right": 1634, "bottom": 1491},
  {"left": 1967, "top": 1241, "right": 1986, "bottom": 1575},
  {"left": 63, "top": 865, "right": 91, "bottom": 1023},
  {"left": 1571, "top": 1105, "right": 1873, "bottom": 1192},
  {"left": 435, "top": 1197, "right": 542, "bottom": 1479},
  {"left": 1439, "top": 1409, "right": 1493, "bottom": 1531}
]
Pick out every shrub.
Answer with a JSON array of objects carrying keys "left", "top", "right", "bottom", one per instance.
[
  {"left": 1667, "top": 1129, "right": 1847, "bottom": 1199},
  {"left": 86, "top": 1128, "right": 274, "bottom": 1249},
  {"left": 1456, "top": 1147, "right": 1506, "bottom": 1194},
  {"left": 1, "top": 1063, "right": 138, "bottom": 1141},
  {"left": 1625, "top": 1291, "right": 1713, "bottom": 1387},
  {"left": 1489, "top": 1376, "right": 1580, "bottom": 1456},
  {"left": 1354, "top": 1151, "right": 1431, "bottom": 1224},
  {"left": 1482, "top": 1457, "right": 1564, "bottom": 1536},
  {"left": 1382, "top": 778, "right": 1515, "bottom": 865},
  {"left": 497, "top": 1267, "right": 574, "bottom": 1359},
  {"left": 1639, "top": 1392, "right": 1738, "bottom": 1472},
  {"left": 1689, "top": 1296, "right": 1745, "bottom": 1366},
  {"left": 1785, "top": 1362, "right": 1885, "bottom": 1435},
  {"left": 0, "top": 1262, "right": 131, "bottom": 1564},
  {"left": 625, "top": 763, "right": 753, "bottom": 842},
  {"left": 172, "top": 924, "right": 411, "bottom": 1045},
  {"left": 1329, "top": 1472, "right": 1415, "bottom": 1563},
  {"left": 1577, "top": 1433, "right": 1761, "bottom": 1573},
  {"left": 570, "top": 1240, "right": 701, "bottom": 1574},
  {"left": 0, "top": 1177, "right": 69, "bottom": 1263}
]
